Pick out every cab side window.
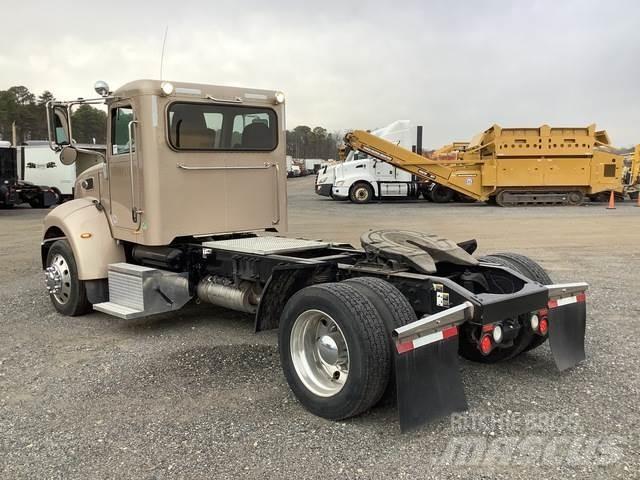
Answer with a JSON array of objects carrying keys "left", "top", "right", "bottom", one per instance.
[{"left": 111, "top": 106, "right": 134, "bottom": 155}]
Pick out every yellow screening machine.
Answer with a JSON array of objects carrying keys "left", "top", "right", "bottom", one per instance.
[{"left": 344, "top": 124, "right": 625, "bottom": 206}]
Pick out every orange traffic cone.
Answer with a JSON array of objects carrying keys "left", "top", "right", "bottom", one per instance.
[{"left": 607, "top": 191, "right": 616, "bottom": 209}]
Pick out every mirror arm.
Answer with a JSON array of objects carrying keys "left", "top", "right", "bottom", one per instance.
[
  {"left": 66, "top": 104, "right": 74, "bottom": 145},
  {"left": 45, "top": 101, "right": 60, "bottom": 152}
]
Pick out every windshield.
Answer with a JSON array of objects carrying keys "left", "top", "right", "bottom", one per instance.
[{"left": 168, "top": 102, "right": 278, "bottom": 151}]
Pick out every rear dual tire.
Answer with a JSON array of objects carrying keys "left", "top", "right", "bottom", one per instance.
[
  {"left": 459, "top": 252, "right": 551, "bottom": 363},
  {"left": 279, "top": 279, "right": 414, "bottom": 420}
]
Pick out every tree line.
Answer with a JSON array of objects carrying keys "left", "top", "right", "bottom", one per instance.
[
  {"left": 0, "top": 86, "right": 108, "bottom": 145},
  {"left": 1, "top": 85, "right": 341, "bottom": 158},
  {"left": 286, "top": 125, "right": 341, "bottom": 160}
]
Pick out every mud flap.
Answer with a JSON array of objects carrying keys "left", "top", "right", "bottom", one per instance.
[
  {"left": 548, "top": 296, "right": 586, "bottom": 371},
  {"left": 395, "top": 329, "right": 468, "bottom": 432}
]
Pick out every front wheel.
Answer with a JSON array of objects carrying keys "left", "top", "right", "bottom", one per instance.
[
  {"left": 349, "top": 183, "right": 374, "bottom": 204},
  {"left": 45, "top": 240, "right": 92, "bottom": 316},
  {"left": 279, "top": 283, "right": 391, "bottom": 420}
]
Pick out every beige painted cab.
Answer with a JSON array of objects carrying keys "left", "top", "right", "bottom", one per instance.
[{"left": 43, "top": 79, "right": 288, "bottom": 282}]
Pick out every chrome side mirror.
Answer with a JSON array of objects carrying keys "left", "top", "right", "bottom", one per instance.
[
  {"left": 94, "top": 80, "right": 110, "bottom": 97},
  {"left": 60, "top": 146, "right": 78, "bottom": 166}
]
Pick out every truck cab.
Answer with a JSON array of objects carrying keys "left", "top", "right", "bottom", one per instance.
[
  {"left": 329, "top": 121, "right": 430, "bottom": 203},
  {"left": 65, "top": 80, "right": 287, "bottom": 245}
]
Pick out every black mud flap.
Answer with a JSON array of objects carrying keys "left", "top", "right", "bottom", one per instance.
[
  {"left": 548, "top": 297, "right": 586, "bottom": 371},
  {"left": 395, "top": 330, "right": 468, "bottom": 432}
]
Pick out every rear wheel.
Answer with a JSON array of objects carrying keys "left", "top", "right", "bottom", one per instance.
[
  {"left": 279, "top": 283, "right": 390, "bottom": 420},
  {"left": 45, "top": 240, "right": 92, "bottom": 316},
  {"left": 458, "top": 253, "right": 548, "bottom": 363},
  {"left": 349, "top": 182, "right": 374, "bottom": 204},
  {"left": 343, "top": 277, "right": 416, "bottom": 403},
  {"left": 486, "top": 253, "right": 552, "bottom": 352}
]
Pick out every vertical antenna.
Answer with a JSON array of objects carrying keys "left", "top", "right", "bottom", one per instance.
[{"left": 160, "top": 26, "right": 169, "bottom": 80}]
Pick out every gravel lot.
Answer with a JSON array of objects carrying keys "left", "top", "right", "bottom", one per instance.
[{"left": 1, "top": 176, "right": 638, "bottom": 479}]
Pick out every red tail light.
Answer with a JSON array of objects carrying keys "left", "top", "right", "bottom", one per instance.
[
  {"left": 539, "top": 318, "right": 548, "bottom": 335},
  {"left": 479, "top": 335, "right": 493, "bottom": 355}
]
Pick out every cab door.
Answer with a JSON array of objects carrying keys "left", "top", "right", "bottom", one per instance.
[{"left": 107, "top": 104, "right": 139, "bottom": 233}]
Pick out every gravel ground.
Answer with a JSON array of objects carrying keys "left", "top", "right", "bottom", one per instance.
[{"left": 1, "top": 176, "right": 638, "bottom": 479}]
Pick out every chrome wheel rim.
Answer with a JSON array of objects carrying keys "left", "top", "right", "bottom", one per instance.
[
  {"left": 46, "top": 254, "right": 72, "bottom": 305},
  {"left": 290, "top": 309, "right": 349, "bottom": 397}
]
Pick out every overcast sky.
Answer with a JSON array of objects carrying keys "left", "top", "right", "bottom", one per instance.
[{"left": 1, "top": 0, "right": 638, "bottom": 146}]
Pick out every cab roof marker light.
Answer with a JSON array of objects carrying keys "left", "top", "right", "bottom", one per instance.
[
  {"left": 274, "top": 92, "right": 285, "bottom": 104},
  {"left": 160, "top": 82, "right": 174, "bottom": 96}
]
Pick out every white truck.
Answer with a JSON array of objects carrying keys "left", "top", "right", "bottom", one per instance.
[
  {"left": 317, "top": 121, "right": 431, "bottom": 203},
  {"left": 19, "top": 143, "right": 77, "bottom": 200}
]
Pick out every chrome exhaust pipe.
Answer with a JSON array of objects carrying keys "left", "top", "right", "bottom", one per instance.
[{"left": 197, "top": 275, "right": 260, "bottom": 314}]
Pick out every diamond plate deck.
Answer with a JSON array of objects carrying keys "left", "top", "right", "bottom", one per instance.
[{"left": 202, "top": 236, "right": 329, "bottom": 255}]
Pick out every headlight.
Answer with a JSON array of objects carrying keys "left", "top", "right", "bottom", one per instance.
[
  {"left": 160, "top": 81, "right": 174, "bottom": 96},
  {"left": 274, "top": 91, "right": 285, "bottom": 104}
]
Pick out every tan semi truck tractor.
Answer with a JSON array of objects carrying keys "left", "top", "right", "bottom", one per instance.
[
  {"left": 344, "top": 124, "right": 626, "bottom": 206},
  {"left": 42, "top": 79, "right": 588, "bottom": 431}
]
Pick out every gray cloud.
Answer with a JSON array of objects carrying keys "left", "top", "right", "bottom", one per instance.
[{"left": 1, "top": 0, "right": 638, "bottom": 146}]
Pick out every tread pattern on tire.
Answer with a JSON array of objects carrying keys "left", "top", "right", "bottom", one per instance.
[
  {"left": 314, "top": 283, "right": 390, "bottom": 417},
  {"left": 280, "top": 282, "right": 391, "bottom": 419},
  {"left": 343, "top": 277, "right": 416, "bottom": 332},
  {"left": 488, "top": 252, "right": 552, "bottom": 285},
  {"left": 342, "top": 277, "right": 417, "bottom": 405}
]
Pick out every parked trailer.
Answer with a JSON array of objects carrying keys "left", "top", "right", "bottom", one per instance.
[
  {"left": 19, "top": 143, "right": 77, "bottom": 201},
  {"left": 0, "top": 144, "right": 58, "bottom": 208},
  {"left": 41, "top": 79, "right": 588, "bottom": 431}
]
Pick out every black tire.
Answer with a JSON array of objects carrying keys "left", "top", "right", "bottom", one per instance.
[
  {"left": 51, "top": 188, "right": 63, "bottom": 204},
  {"left": 457, "top": 254, "right": 540, "bottom": 363},
  {"left": 29, "top": 197, "right": 43, "bottom": 208},
  {"left": 349, "top": 182, "right": 374, "bottom": 204},
  {"left": 487, "top": 253, "right": 552, "bottom": 285},
  {"left": 279, "top": 282, "right": 390, "bottom": 420},
  {"left": 342, "top": 277, "right": 417, "bottom": 404},
  {"left": 45, "top": 239, "right": 92, "bottom": 316},
  {"left": 429, "top": 185, "right": 455, "bottom": 203},
  {"left": 567, "top": 191, "right": 585, "bottom": 206},
  {"left": 487, "top": 253, "right": 552, "bottom": 352}
]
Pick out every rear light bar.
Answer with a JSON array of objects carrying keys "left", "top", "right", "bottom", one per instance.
[{"left": 393, "top": 301, "right": 474, "bottom": 354}]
